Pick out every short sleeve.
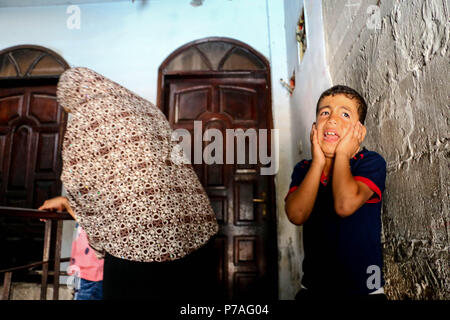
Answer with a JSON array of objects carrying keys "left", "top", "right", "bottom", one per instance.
[
  {"left": 352, "top": 152, "right": 386, "bottom": 203},
  {"left": 285, "top": 160, "right": 311, "bottom": 201}
]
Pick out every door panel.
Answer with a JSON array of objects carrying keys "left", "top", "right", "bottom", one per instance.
[
  {"left": 0, "top": 95, "right": 23, "bottom": 124},
  {"left": 29, "top": 93, "right": 60, "bottom": 124},
  {"left": 174, "top": 86, "right": 212, "bottom": 123},
  {"left": 0, "top": 85, "right": 65, "bottom": 208},
  {"left": 0, "top": 83, "right": 66, "bottom": 278},
  {"left": 163, "top": 75, "right": 277, "bottom": 299}
]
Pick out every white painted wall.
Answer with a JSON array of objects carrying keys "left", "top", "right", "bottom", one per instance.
[
  {"left": 278, "top": 0, "right": 332, "bottom": 299},
  {"left": 0, "top": 0, "right": 332, "bottom": 299},
  {"left": 288, "top": 0, "right": 333, "bottom": 163},
  {"left": 265, "top": 0, "right": 294, "bottom": 300},
  {"left": 0, "top": 0, "right": 270, "bottom": 103}
]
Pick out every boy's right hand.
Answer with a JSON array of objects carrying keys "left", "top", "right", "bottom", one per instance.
[{"left": 310, "top": 122, "right": 325, "bottom": 167}]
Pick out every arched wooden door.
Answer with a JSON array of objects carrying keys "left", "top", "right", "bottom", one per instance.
[
  {"left": 158, "top": 38, "right": 278, "bottom": 299},
  {"left": 0, "top": 45, "right": 69, "bottom": 278}
]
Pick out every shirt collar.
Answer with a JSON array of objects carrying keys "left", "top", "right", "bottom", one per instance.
[{"left": 319, "top": 147, "right": 368, "bottom": 186}]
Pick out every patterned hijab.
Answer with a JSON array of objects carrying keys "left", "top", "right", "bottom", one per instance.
[{"left": 57, "top": 67, "right": 218, "bottom": 262}]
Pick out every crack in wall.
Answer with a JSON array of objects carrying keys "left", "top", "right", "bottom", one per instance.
[{"left": 386, "top": 137, "right": 449, "bottom": 172}]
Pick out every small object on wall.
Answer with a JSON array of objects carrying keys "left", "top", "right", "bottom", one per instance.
[
  {"left": 280, "top": 78, "right": 294, "bottom": 95},
  {"left": 289, "top": 72, "right": 295, "bottom": 90},
  {"left": 280, "top": 71, "right": 295, "bottom": 95},
  {"left": 190, "top": 0, "right": 204, "bottom": 7},
  {"left": 296, "top": 8, "right": 307, "bottom": 62}
]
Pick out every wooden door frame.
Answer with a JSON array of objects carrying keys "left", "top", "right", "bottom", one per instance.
[
  {"left": 157, "top": 37, "right": 278, "bottom": 296},
  {"left": 0, "top": 44, "right": 71, "bottom": 205}
]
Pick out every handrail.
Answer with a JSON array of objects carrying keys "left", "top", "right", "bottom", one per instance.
[
  {"left": 0, "top": 206, "right": 72, "bottom": 220},
  {"left": 0, "top": 257, "right": 71, "bottom": 274},
  {"left": 0, "top": 206, "right": 74, "bottom": 300}
]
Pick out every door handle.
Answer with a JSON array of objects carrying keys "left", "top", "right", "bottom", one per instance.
[
  {"left": 252, "top": 191, "right": 267, "bottom": 203},
  {"left": 252, "top": 192, "right": 267, "bottom": 216},
  {"left": 252, "top": 198, "right": 266, "bottom": 203}
]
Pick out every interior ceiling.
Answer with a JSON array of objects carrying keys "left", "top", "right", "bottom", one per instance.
[{"left": 0, "top": 0, "right": 136, "bottom": 7}]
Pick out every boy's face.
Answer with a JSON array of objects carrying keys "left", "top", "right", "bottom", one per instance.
[{"left": 316, "top": 94, "right": 360, "bottom": 158}]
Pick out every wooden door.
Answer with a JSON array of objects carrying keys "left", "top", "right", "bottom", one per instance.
[
  {"left": 162, "top": 73, "right": 277, "bottom": 299},
  {"left": 0, "top": 80, "right": 67, "bottom": 277}
]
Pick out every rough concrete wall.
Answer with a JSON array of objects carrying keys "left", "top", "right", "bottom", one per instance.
[{"left": 323, "top": 0, "right": 449, "bottom": 300}]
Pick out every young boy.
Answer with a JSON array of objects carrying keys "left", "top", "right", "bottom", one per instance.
[{"left": 285, "top": 85, "right": 387, "bottom": 299}]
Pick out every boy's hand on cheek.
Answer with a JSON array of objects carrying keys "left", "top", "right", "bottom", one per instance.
[
  {"left": 310, "top": 123, "right": 325, "bottom": 167},
  {"left": 336, "top": 121, "right": 366, "bottom": 158}
]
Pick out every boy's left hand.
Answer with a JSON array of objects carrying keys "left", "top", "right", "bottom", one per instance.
[{"left": 335, "top": 121, "right": 366, "bottom": 158}]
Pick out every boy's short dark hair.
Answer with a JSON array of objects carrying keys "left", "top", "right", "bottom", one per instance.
[{"left": 316, "top": 85, "right": 368, "bottom": 124}]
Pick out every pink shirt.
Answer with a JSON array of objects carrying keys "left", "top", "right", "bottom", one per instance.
[{"left": 69, "top": 224, "right": 104, "bottom": 282}]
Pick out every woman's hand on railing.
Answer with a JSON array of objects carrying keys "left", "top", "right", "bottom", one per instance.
[{"left": 38, "top": 196, "right": 76, "bottom": 221}]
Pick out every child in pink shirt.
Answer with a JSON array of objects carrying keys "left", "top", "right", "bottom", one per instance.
[
  {"left": 68, "top": 223, "right": 104, "bottom": 300},
  {"left": 39, "top": 197, "right": 104, "bottom": 300}
]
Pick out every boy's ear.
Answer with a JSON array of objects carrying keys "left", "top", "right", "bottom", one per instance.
[{"left": 360, "top": 124, "right": 367, "bottom": 143}]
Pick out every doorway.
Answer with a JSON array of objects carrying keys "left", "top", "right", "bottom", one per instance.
[
  {"left": 158, "top": 37, "right": 278, "bottom": 299},
  {"left": 0, "top": 45, "right": 69, "bottom": 281}
]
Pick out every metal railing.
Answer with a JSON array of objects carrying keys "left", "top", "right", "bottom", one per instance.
[{"left": 0, "top": 206, "right": 73, "bottom": 300}]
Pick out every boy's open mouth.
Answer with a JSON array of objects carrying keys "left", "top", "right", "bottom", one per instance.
[{"left": 323, "top": 129, "right": 340, "bottom": 142}]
